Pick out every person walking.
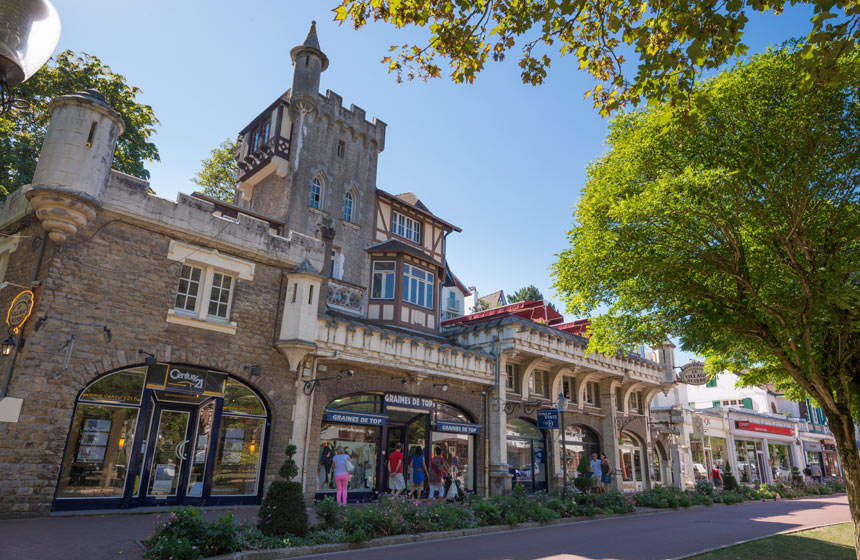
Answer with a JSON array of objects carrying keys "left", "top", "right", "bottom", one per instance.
[
  {"left": 388, "top": 442, "right": 406, "bottom": 498},
  {"left": 600, "top": 453, "right": 613, "bottom": 493},
  {"left": 810, "top": 462, "right": 823, "bottom": 483},
  {"left": 712, "top": 465, "right": 723, "bottom": 489},
  {"left": 408, "top": 446, "right": 428, "bottom": 504},
  {"left": 331, "top": 446, "right": 353, "bottom": 506},
  {"left": 428, "top": 446, "right": 448, "bottom": 501},
  {"left": 590, "top": 453, "right": 603, "bottom": 494}
]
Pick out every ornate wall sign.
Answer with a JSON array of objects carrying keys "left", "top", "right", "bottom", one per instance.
[
  {"left": 6, "top": 289, "right": 34, "bottom": 333},
  {"left": 679, "top": 361, "right": 711, "bottom": 385}
]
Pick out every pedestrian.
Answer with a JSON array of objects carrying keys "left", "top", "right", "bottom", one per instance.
[
  {"left": 810, "top": 462, "right": 823, "bottom": 483},
  {"left": 712, "top": 465, "right": 722, "bottom": 489},
  {"left": 428, "top": 446, "right": 448, "bottom": 501},
  {"left": 408, "top": 445, "right": 428, "bottom": 503},
  {"left": 590, "top": 452, "right": 603, "bottom": 494},
  {"left": 331, "top": 446, "right": 353, "bottom": 506},
  {"left": 600, "top": 453, "right": 613, "bottom": 493},
  {"left": 318, "top": 442, "right": 333, "bottom": 489},
  {"left": 387, "top": 442, "right": 406, "bottom": 498}
]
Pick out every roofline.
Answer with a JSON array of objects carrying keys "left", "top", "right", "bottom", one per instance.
[{"left": 377, "top": 189, "right": 462, "bottom": 232}]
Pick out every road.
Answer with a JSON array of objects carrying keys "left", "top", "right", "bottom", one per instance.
[{"left": 293, "top": 495, "right": 852, "bottom": 560}]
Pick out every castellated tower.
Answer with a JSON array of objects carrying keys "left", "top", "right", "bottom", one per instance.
[
  {"left": 25, "top": 89, "right": 125, "bottom": 242},
  {"left": 233, "top": 22, "right": 386, "bottom": 294}
]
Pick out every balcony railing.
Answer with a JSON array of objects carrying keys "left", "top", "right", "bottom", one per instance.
[{"left": 327, "top": 279, "right": 365, "bottom": 315}]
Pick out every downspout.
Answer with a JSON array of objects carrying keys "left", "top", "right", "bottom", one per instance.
[
  {"left": 486, "top": 336, "right": 499, "bottom": 496},
  {"left": 0, "top": 234, "right": 47, "bottom": 400}
]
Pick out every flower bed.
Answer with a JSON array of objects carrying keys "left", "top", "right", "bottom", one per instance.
[{"left": 143, "top": 480, "right": 845, "bottom": 559}]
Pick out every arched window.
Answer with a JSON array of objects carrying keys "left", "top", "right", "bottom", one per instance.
[
  {"left": 310, "top": 176, "right": 324, "bottom": 209},
  {"left": 563, "top": 425, "right": 600, "bottom": 482},
  {"left": 343, "top": 190, "right": 354, "bottom": 222}
]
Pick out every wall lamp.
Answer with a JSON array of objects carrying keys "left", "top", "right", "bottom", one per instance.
[
  {"left": 1, "top": 332, "right": 18, "bottom": 356},
  {"left": 434, "top": 383, "right": 449, "bottom": 392},
  {"left": 138, "top": 349, "right": 157, "bottom": 366},
  {"left": 303, "top": 369, "right": 354, "bottom": 395},
  {"left": 244, "top": 364, "right": 262, "bottom": 376}
]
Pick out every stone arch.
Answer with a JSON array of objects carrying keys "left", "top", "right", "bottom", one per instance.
[
  {"left": 641, "top": 386, "right": 665, "bottom": 412},
  {"left": 574, "top": 370, "right": 603, "bottom": 410},
  {"left": 620, "top": 381, "right": 650, "bottom": 415},
  {"left": 549, "top": 365, "right": 575, "bottom": 403},
  {"left": 518, "top": 357, "right": 543, "bottom": 400}
]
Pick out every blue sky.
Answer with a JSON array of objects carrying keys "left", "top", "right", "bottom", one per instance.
[{"left": 51, "top": 1, "right": 815, "bottom": 363}]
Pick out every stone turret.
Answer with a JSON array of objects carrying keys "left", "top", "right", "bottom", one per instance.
[
  {"left": 289, "top": 21, "right": 328, "bottom": 112},
  {"left": 25, "top": 89, "right": 124, "bottom": 242}
]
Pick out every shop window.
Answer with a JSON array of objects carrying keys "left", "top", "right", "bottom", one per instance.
[
  {"left": 435, "top": 402, "right": 472, "bottom": 424},
  {"left": 563, "top": 425, "right": 599, "bottom": 484},
  {"left": 402, "top": 263, "right": 434, "bottom": 309},
  {"left": 431, "top": 430, "right": 475, "bottom": 492},
  {"left": 392, "top": 211, "right": 421, "bottom": 243},
  {"left": 210, "top": 416, "right": 266, "bottom": 496},
  {"left": 530, "top": 370, "right": 549, "bottom": 398},
  {"left": 318, "top": 423, "right": 380, "bottom": 493},
  {"left": 584, "top": 381, "right": 600, "bottom": 407},
  {"left": 371, "top": 261, "right": 395, "bottom": 300},
  {"left": 734, "top": 439, "right": 763, "bottom": 484},
  {"left": 506, "top": 364, "right": 521, "bottom": 393},
  {"left": 79, "top": 369, "right": 145, "bottom": 405},
  {"left": 768, "top": 442, "right": 793, "bottom": 482},
  {"left": 222, "top": 379, "right": 266, "bottom": 416},
  {"left": 506, "top": 418, "right": 547, "bottom": 493},
  {"left": 327, "top": 393, "right": 383, "bottom": 414}
]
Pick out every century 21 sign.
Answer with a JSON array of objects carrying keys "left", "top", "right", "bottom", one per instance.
[{"left": 145, "top": 364, "right": 227, "bottom": 396}]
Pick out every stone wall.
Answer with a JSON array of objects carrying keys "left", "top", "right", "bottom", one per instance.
[{"left": 0, "top": 214, "right": 299, "bottom": 515}]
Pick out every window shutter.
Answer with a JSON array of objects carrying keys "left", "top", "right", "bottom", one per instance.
[
  {"left": 712, "top": 400, "right": 721, "bottom": 408},
  {"left": 706, "top": 378, "right": 718, "bottom": 387},
  {"left": 817, "top": 408, "right": 825, "bottom": 424},
  {"left": 742, "top": 398, "right": 753, "bottom": 410}
]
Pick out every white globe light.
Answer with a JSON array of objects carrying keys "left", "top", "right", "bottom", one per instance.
[{"left": 0, "top": 0, "right": 61, "bottom": 84}]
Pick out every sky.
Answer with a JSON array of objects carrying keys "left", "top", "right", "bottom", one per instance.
[{"left": 49, "top": 1, "right": 816, "bottom": 364}]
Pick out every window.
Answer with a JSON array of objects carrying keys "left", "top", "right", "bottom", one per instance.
[
  {"left": 447, "top": 291, "right": 457, "bottom": 310},
  {"left": 628, "top": 391, "right": 641, "bottom": 413},
  {"left": 337, "top": 140, "right": 345, "bottom": 158},
  {"left": 506, "top": 364, "right": 521, "bottom": 392},
  {"left": 310, "top": 176, "right": 323, "bottom": 209},
  {"left": 250, "top": 129, "right": 259, "bottom": 153},
  {"left": 584, "top": 381, "right": 600, "bottom": 407},
  {"left": 260, "top": 119, "right": 271, "bottom": 147},
  {"left": 393, "top": 211, "right": 421, "bottom": 243},
  {"left": 562, "top": 376, "right": 575, "bottom": 402},
  {"left": 402, "top": 263, "right": 434, "bottom": 308},
  {"left": 530, "top": 370, "right": 549, "bottom": 397},
  {"left": 343, "top": 191, "right": 354, "bottom": 222},
  {"left": 329, "top": 248, "right": 343, "bottom": 280},
  {"left": 371, "top": 261, "right": 395, "bottom": 299},
  {"left": 166, "top": 241, "right": 254, "bottom": 334}
]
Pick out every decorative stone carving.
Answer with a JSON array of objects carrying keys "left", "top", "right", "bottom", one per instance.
[{"left": 327, "top": 278, "right": 364, "bottom": 314}]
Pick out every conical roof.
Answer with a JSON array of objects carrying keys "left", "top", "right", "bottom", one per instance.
[{"left": 290, "top": 21, "right": 329, "bottom": 71}]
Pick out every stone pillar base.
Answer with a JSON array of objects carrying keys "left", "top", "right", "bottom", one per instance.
[{"left": 489, "top": 465, "right": 512, "bottom": 496}]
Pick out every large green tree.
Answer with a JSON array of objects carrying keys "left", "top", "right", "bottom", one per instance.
[
  {"left": 190, "top": 138, "right": 237, "bottom": 202},
  {"left": 0, "top": 51, "right": 159, "bottom": 196},
  {"left": 335, "top": 0, "right": 859, "bottom": 115},
  {"left": 552, "top": 47, "right": 860, "bottom": 554}
]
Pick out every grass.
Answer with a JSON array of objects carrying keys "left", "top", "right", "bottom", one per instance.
[{"left": 689, "top": 523, "right": 856, "bottom": 559}]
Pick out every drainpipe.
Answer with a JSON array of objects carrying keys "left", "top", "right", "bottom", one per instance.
[
  {"left": 0, "top": 234, "right": 47, "bottom": 400},
  {"left": 485, "top": 336, "right": 499, "bottom": 496}
]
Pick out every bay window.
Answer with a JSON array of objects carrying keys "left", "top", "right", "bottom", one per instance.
[{"left": 402, "top": 263, "right": 434, "bottom": 308}]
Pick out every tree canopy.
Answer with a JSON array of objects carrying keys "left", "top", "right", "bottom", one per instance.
[
  {"left": 507, "top": 284, "right": 557, "bottom": 310},
  {"left": 334, "top": 0, "right": 860, "bottom": 115},
  {"left": 552, "top": 46, "right": 860, "bottom": 550},
  {"left": 0, "top": 51, "right": 159, "bottom": 196},
  {"left": 190, "top": 138, "right": 237, "bottom": 202}
]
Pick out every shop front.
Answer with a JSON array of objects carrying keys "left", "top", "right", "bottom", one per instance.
[
  {"left": 690, "top": 435, "right": 729, "bottom": 483},
  {"left": 822, "top": 441, "right": 842, "bottom": 478},
  {"left": 618, "top": 431, "right": 645, "bottom": 492},
  {"left": 768, "top": 442, "right": 794, "bottom": 482},
  {"left": 732, "top": 419, "right": 796, "bottom": 485},
  {"left": 561, "top": 425, "right": 600, "bottom": 484},
  {"left": 317, "top": 392, "right": 479, "bottom": 502},
  {"left": 54, "top": 365, "right": 270, "bottom": 511},
  {"left": 506, "top": 418, "right": 548, "bottom": 493}
]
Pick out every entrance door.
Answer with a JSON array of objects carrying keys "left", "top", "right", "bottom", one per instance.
[
  {"left": 139, "top": 404, "right": 197, "bottom": 506},
  {"left": 383, "top": 426, "right": 404, "bottom": 492}
]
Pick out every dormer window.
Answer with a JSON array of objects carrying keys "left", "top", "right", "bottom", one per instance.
[{"left": 393, "top": 211, "right": 420, "bottom": 243}]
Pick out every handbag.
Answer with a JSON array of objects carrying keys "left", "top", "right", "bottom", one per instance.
[{"left": 346, "top": 458, "right": 355, "bottom": 474}]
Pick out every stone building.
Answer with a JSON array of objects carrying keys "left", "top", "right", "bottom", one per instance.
[{"left": 0, "top": 23, "right": 674, "bottom": 516}]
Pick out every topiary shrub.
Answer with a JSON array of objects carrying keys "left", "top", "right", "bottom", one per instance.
[
  {"left": 722, "top": 463, "right": 740, "bottom": 492},
  {"left": 258, "top": 444, "right": 309, "bottom": 537}
]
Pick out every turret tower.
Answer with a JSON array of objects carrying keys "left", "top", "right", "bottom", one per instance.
[{"left": 289, "top": 21, "right": 328, "bottom": 113}]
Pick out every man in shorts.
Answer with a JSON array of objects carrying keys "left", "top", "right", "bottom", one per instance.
[
  {"left": 388, "top": 442, "right": 405, "bottom": 497},
  {"left": 590, "top": 453, "right": 603, "bottom": 494}
]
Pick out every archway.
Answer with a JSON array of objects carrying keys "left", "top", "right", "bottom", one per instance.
[
  {"left": 506, "top": 418, "right": 547, "bottom": 493},
  {"left": 54, "top": 365, "right": 269, "bottom": 511},
  {"left": 618, "top": 431, "right": 646, "bottom": 492},
  {"left": 562, "top": 424, "right": 600, "bottom": 484}
]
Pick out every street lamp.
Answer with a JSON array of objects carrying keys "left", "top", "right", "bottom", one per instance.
[
  {"left": 557, "top": 392, "right": 570, "bottom": 498},
  {"left": 1, "top": 335, "right": 15, "bottom": 356}
]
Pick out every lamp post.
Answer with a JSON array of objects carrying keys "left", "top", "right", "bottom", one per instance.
[{"left": 557, "top": 392, "right": 569, "bottom": 498}]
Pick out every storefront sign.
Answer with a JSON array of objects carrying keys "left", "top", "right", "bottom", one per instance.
[
  {"left": 679, "top": 361, "right": 710, "bottom": 385},
  {"left": 536, "top": 408, "right": 560, "bottom": 430},
  {"left": 384, "top": 393, "right": 434, "bottom": 410},
  {"left": 692, "top": 416, "right": 705, "bottom": 439},
  {"left": 435, "top": 421, "right": 481, "bottom": 435},
  {"left": 735, "top": 420, "right": 793, "bottom": 436},
  {"left": 324, "top": 409, "right": 387, "bottom": 426},
  {"left": 803, "top": 441, "right": 823, "bottom": 452},
  {"left": 5, "top": 289, "right": 34, "bottom": 334},
  {"left": 145, "top": 364, "right": 227, "bottom": 396}
]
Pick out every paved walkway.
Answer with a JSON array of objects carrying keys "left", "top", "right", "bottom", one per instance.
[{"left": 0, "top": 496, "right": 850, "bottom": 560}]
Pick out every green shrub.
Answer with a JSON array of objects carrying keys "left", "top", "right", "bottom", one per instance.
[
  {"left": 722, "top": 463, "right": 740, "bottom": 492},
  {"left": 472, "top": 498, "right": 502, "bottom": 525},
  {"left": 716, "top": 490, "right": 744, "bottom": 505},
  {"left": 791, "top": 467, "right": 804, "bottom": 488},
  {"left": 144, "top": 507, "right": 244, "bottom": 560},
  {"left": 258, "top": 445, "right": 309, "bottom": 537},
  {"left": 574, "top": 475, "right": 593, "bottom": 493},
  {"left": 694, "top": 480, "right": 714, "bottom": 496},
  {"left": 315, "top": 496, "right": 343, "bottom": 530}
]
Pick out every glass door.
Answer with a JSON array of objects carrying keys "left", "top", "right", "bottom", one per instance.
[
  {"left": 139, "top": 404, "right": 196, "bottom": 505},
  {"left": 383, "top": 426, "right": 404, "bottom": 492}
]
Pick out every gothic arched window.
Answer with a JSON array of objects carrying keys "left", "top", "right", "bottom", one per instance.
[
  {"left": 343, "top": 190, "right": 355, "bottom": 222},
  {"left": 310, "top": 176, "right": 324, "bottom": 209}
]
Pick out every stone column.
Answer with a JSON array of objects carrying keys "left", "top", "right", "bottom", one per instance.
[
  {"left": 599, "top": 377, "right": 622, "bottom": 491},
  {"left": 488, "top": 352, "right": 511, "bottom": 495},
  {"left": 761, "top": 437, "right": 771, "bottom": 484}
]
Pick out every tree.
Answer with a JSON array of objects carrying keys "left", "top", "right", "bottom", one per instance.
[
  {"left": 334, "top": 0, "right": 859, "bottom": 115},
  {"left": 258, "top": 444, "right": 309, "bottom": 537},
  {"left": 508, "top": 284, "right": 558, "bottom": 311},
  {"left": 0, "top": 51, "right": 159, "bottom": 196},
  {"left": 190, "top": 138, "right": 237, "bottom": 202},
  {"left": 551, "top": 46, "right": 860, "bottom": 555}
]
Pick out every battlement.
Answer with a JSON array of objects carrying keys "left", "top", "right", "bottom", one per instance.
[{"left": 317, "top": 89, "right": 386, "bottom": 152}]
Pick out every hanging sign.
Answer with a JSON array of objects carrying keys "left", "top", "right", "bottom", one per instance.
[
  {"left": 384, "top": 393, "right": 434, "bottom": 410},
  {"left": 536, "top": 408, "right": 560, "bottom": 430},
  {"left": 435, "top": 421, "right": 481, "bottom": 435},
  {"left": 325, "top": 408, "right": 387, "bottom": 426},
  {"left": 6, "top": 289, "right": 34, "bottom": 334},
  {"left": 145, "top": 364, "right": 227, "bottom": 396},
  {"left": 679, "top": 361, "right": 711, "bottom": 385}
]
